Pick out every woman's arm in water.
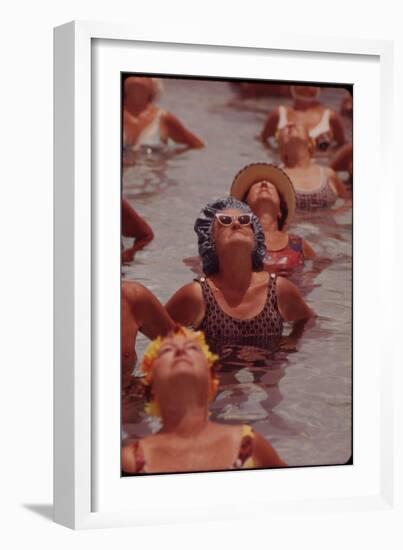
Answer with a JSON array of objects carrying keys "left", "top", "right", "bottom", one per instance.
[
  {"left": 165, "top": 282, "right": 205, "bottom": 327},
  {"left": 302, "top": 239, "right": 316, "bottom": 260},
  {"left": 260, "top": 108, "right": 280, "bottom": 143},
  {"left": 330, "top": 111, "right": 346, "bottom": 147},
  {"left": 121, "top": 199, "right": 154, "bottom": 263},
  {"left": 326, "top": 167, "right": 353, "bottom": 215},
  {"left": 252, "top": 431, "right": 287, "bottom": 468},
  {"left": 160, "top": 112, "right": 205, "bottom": 149},
  {"left": 276, "top": 276, "right": 314, "bottom": 350},
  {"left": 124, "top": 282, "right": 175, "bottom": 340},
  {"left": 330, "top": 142, "right": 353, "bottom": 174},
  {"left": 327, "top": 167, "right": 351, "bottom": 200}
]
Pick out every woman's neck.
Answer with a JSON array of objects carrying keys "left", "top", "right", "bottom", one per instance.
[
  {"left": 124, "top": 99, "right": 154, "bottom": 117},
  {"left": 215, "top": 251, "right": 254, "bottom": 292},
  {"left": 160, "top": 403, "right": 209, "bottom": 437},
  {"left": 282, "top": 145, "right": 312, "bottom": 169},
  {"left": 254, "top": 210, "right": 280, "bottom": 234},
  {"left": 293, "top": 98, "right": 320, "bottom": 111}
]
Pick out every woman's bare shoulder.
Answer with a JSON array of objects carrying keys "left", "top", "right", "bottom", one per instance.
[
  {"left": 165, "top": 280, "right": 205, "bottom": 326},
  {"left": 171, "top": 280, "right": 204, "bottom": 300},
  {"left": 122, "top": 280, "right": 158, "bottom": 305},
  {"left": 121, "top": 280, "right": 143, "bottom": 300}
]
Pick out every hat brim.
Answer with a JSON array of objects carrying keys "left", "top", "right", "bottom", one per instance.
[{"left": 230, "top": 163, "right": 296, "bottom": 227}]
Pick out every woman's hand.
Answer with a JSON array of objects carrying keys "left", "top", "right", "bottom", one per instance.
[
  {"left": 278, "top": 335, "right": 299, "bottom": 352},
  {"left": 122, "top": 248, "right": 135, "bottom": 264},
  {"left": 276, "top": 276, "right": 314, "bottom": 349}
]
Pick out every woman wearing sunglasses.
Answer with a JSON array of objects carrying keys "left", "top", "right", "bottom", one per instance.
[{"left": 166, "top": 197, "right": 313, "bottom": 361}]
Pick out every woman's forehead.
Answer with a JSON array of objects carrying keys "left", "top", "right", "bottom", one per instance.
[
  {"left": 161, "top": 333, "right": 199, "bottom": 346},
  {"left": 218, "top": 207, "right": 244, "bottom": 215}
]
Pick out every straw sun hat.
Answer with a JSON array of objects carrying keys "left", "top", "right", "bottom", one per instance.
[{"left": 230, "top": 163, "right": 296, "bottom": 227}]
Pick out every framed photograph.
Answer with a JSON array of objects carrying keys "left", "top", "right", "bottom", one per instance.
[{"left": 54, "top": 21, "right": 395, "bottom": 529}]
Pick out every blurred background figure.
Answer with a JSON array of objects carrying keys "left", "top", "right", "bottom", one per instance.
[
  {"left": 340, "top": 90, "right": 353, "bottom": 118},
  {"left": 330, "top": 142, "right": 353, "bottom": 187},
  {"left": 230, "top": 81, "right": 291, "bottom": 98},
  {"left": 277, "top": 124, "right": 350, "bottom": 210},
  {"left": 260, "top": 85, "right": 346, "bottom": 153},
  {"left": 123, "top": 76, "right": 205, "bottom": 151},
  {"left": 122, "top": 198, "right": 154, "bottom": 264}
]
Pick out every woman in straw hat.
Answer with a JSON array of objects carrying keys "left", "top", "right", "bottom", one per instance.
[
  {"left": 122, "top": 326, "right": 286, "bottom": 474},
  {"left": 166, "top": 197, "right": 313, "bottom": 360},
  {"left": 231, "top": 162, "right": 316, "bottom": 277},
  {"left": 123, "top": 76, "right": 204, "bottom": 151},
  {"left": 260, "top": 85, "right": 346, "bottom": 153}
]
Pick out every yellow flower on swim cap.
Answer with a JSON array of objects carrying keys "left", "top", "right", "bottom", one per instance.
[{"left": 140, "top": 326, "right": 220, "bottom": 417}]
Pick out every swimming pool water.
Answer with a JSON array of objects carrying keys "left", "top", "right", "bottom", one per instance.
[{"left": 122, "top": 79, "right": 352, "bottom": 467}]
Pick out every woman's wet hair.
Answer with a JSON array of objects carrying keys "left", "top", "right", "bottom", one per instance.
[
  {"left": 243, "top": 187, "right": 289, "bottom": 231},
  {"left": 194, "top": 197, "right": 266, "bottom": 276}
]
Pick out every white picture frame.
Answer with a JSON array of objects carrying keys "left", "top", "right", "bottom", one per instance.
[{"left": 54, "top": 21, "right": 396, "bottom": 529}]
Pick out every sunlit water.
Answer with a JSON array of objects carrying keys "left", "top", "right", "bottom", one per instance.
[{"left": 122, "top": 79, "right": 352, "bottom": 467}]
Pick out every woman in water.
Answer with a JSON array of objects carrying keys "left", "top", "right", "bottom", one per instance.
[
  {"left": 260, "top": 85, "right": 346, "bottom": 153},
  {"left": 122, "top": 326, "right": 287, "bottom": 474},
  {"left": 277, "top": 124, "right": 350, "bottom": 211},
  {"left": 123, "top": 76, "right": 205, "bottom": 151},
  {"left": 230, "top": 162, "right": 316, "bottom": 277},
  {"left": 166, "top": 197, "right": 313, "bottom": 361}
]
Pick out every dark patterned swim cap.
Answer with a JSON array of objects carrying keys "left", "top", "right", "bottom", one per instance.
[{"left": 194, "top": 197, "right": 266, "bottom": 276}]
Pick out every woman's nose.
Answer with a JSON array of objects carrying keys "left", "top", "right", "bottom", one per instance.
[{"left": 174, "top": 345, "right": 186, "bottom": 356}]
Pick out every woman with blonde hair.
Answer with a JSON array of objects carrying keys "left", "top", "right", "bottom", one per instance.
[
  {"left": 123, "top": 76, "right": 204, "bottom": 151},
  {"left": 122, "top": 327, "right": 286, "bottom": 474}
]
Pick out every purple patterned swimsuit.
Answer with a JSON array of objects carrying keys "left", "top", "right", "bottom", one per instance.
[
  {"left": 295, "top": 167, "right": 337, "bottom": 211},
  {"left": 195, "top": 274, "right": 283, "bottom": 366}
]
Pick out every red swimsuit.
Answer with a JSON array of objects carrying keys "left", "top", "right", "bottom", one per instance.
[{"left": 263, "top": 234, "right": 304, "bottom": 277}]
